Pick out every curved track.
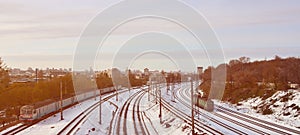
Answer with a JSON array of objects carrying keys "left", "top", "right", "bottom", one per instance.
[
  {"left": 148, "top": 85, "right": 223, "bottom": 135},
  {"left": 115, "top": 89, "right": 146, "bottom": 135},
  {"left": 174, "top": 87, "right": 247, "bottom": 134},
  {"left": 179, "top": 83, "right": 299, "bottom": 135},
  {"left": 58, "top": 90, "right": 130, "bottom": 135},
  {"left": 160, "top": 98, "right": 223, "bottom": 135},
  {"left": 215, "top": 105, "right": 300, "bottom": 135},
  {"left": 133, "top": 91, "right": 149, "bottom": 135}
]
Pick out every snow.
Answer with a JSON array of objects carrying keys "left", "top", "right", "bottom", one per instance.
[
  {"left": 237, "top": 89, "right": 300, "bottom": 128},
  {"left": 0, "top": 123, "right": 23, "bottom": 134},
  {"left": 77, "top": 87, "right": 189, "bottom": 135},
  {"left": 7, "top": 87, "right": 189, "bottom": 135},
  {"left": 3, "top": 84, "right": 299, "bottom": 135},
  {"left": 15, "top": 97, "right": 104, "bottom": 135},
  {"left": 177, "top": 83, "right": 300, "bottom": 134}
]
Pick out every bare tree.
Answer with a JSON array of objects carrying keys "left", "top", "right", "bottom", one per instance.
[{"left": 0, "top": 57, "right": 10, "bottom": 90}]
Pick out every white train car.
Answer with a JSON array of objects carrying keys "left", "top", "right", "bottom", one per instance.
[{"left": 19, "top": 87, "right": 115, "bottom": 123}]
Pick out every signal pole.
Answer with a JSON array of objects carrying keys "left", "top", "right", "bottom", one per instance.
[
  {"left": 94, "top": 89, "right": 96, "bottom": 101},
  {"left": 155, "top": 82, "right": 158, "bottom": 104},
  {"left": 148, "top": 84, "right": 150, "bottom": 101},
  {"left": 99, "top": 89, "right": 102, "bottom": 124},
  {"left": 60, "top": 80, "right": 64, "bottom": 120},
  {"left": 159, "top": 78, "right": 162, "bottom": 123},
  {"left": 191, "top": 79, "right": 195, "bottom": 135},
  {"left": 115, "top": 86, "right": 119, "bottom": 101}
]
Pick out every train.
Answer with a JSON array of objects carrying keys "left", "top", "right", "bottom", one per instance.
[
  {"left": 193, "top": 93, "right": 214, "bottom": 112},
  {"left": 19, "top": 87, "right": 116, "bottom": 123}
]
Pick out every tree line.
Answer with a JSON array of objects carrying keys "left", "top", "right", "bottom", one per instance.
[{"left": 200, "top": 56, "right": 300, "bottom": 103}]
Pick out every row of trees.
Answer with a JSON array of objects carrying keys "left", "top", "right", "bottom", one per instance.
[
  {"left": 200, "top": 56, "right": 300, "bottom": 103},
  {"left": 95, "top": 69, "right": 146, "bottom": 90},
  {"left": 0, "top": 74, "right": 74, "bottom": 115},
  {"left": 0, "top": 58, "right": 10, "bottom": 91}
]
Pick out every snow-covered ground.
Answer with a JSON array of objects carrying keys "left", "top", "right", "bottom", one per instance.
[
  {"left": 3, "top": 84, "right": 299, "bottom": 135},
  {"left": 14, "top": 96, "right": 108, "bottom": 135},
  {"left": 0, "top": 89, "right": 131, "bottom": 135},
  {"left": 179, "top": 82, "right": 300, "bottom": 134},
  {"left": 172, "top": 83, "right": 260, "bottom": 135},
  {"left": 235, "top": 89, "right": 300, "bottom": 128},
  {"left": 77, "top": 87, "right": 190, "bottom": 135},
  {"left": 4, "top": 87, "right": 190, "bottom": 135},
  {"left": 70, "top": 83, "right": 300, "bottom": 135}
]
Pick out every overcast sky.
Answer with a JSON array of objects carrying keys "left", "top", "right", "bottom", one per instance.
[{"left": 0, "top": 0, "right": 299, "bottom": 71}]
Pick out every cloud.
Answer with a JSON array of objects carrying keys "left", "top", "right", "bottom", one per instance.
[
  {"left": 3, "top": 54, "right": 73, "bottom": 69},
  {"left": 1, "top": 0, "right": 300, "bottom": 70},
  {"left": 0, "top": 1, "right": 104, "bottom": 40}
]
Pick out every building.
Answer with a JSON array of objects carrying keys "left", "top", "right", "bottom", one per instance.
[{"left": 144, "top": 68, "right": 149, "bottom": 76}]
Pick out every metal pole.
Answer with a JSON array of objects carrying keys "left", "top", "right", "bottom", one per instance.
[
  {"left": 116, "top": 87, "right": 118, "bottom": 101},
  {"left": 60, "top": 80, "right": 64, "bottom": 120},
  {"left": 148, "top": 85, "right": 150, "bottom": 101},
  {"left": 99, "top": 89, "right": 102, "bottom": 124},
  {"left": 94, "top": 89, "right": 96, "bottom": 101},
  {"left": 197, "top": 70, "right": 201, "bottom": 120},
  {"left": 155, "top": 83, "right": 158, "bottom": 104},
  {"left": 191, "top": 79, "right": 194, "bottom": 134},
  {"left": 159, "top": 84, "right": 162, "bottom": 122},
  {"left": 172, "top": 82, "right": 174, "bottom": 101}
]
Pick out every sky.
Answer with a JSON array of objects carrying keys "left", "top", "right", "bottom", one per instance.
[{"left": 0, "top": 0, "right": 300, "bottom": 71}]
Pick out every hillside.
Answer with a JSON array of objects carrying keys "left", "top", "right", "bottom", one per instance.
[
  {"left": 200, "top": 56, "right": 300, "bottom": 103},
  {"left": 239, "top": 89, "right": 300, "bottom": 128}
]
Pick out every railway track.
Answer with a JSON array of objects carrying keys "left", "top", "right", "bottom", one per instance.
[
  {"left": 146, "top": 85, "right": 222, "bottom": 134},
  {"left": 179, "top": 84, "right": 299, "bottom": 135},
  {"left": 115, "top": 90, "right": 145, "bottom": 135},
  {"left": 160, "top": 98, "right": 223, "bottom": 135},
  {"left": 174, "top": 87, "right": 248, "bottom": 135},
  {"left": 2, "top": 101, "right": 81, "bottom": 135},
  {"left": 58, "top": 89, "right": 132, "bottom": 135},
  {"left": 1, "top": 124, "right": 28, "bottom": 135},
  {"left": 133, "top": 91, "right": 149, "bottom": 135},
  {"left": 2, "top": 89, "right": 127, "bottom": 135},
  {"left": 216, "top": 105, "right": 300, "bottom": 135}
]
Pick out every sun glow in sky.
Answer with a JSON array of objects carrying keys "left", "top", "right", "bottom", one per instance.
[{"left": 1, "top": 0, "right": 300, "bottom": 71}]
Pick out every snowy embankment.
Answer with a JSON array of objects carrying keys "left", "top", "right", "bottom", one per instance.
[{"left": 216, "top": 89, "right": 300, "bottom": 128}]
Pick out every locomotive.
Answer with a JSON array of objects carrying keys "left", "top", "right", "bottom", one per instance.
[
  {"left": 193, "top": 93, "right": 214, "bottom": 112},
  {"left": 19, "top": 105, "right": 38, "bottom": 123},
  {"left": 19, "top": 87, "right": 116, "bottom": 123}
]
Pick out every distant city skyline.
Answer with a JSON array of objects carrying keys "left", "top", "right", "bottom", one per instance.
[{"left": 1, "top": 0, "right": 300, "bottom": 71}]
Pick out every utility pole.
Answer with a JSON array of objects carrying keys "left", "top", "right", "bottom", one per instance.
[
  {"left": 171, "top": 80, "right": 175, "bottom": 102},
  {"left": 197, "top": 67, "right": 202, "bottom": 120},
  {"left": 60, "top": 79, "right": 64, "bottom": 120},
  {"left": 94, "top": 88, "right": 96, "bottom": 101},
  {"left": 115, "top": 86, "right": 118, "bottom": 101},
  {"left": 99, "top": 89, "right": 102, "bottom": 124},
  {"left": 155, "top": 82, "right": 158, "bottom": 104},
  {"left": 159, "top": 82, "right": 162, "bottom": 123},
  {"left": 191, "top": 79, "right": 195, "bottom": 135},
  {"left": 148, "top": 84, "right": 150, "bottom": 101}
]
